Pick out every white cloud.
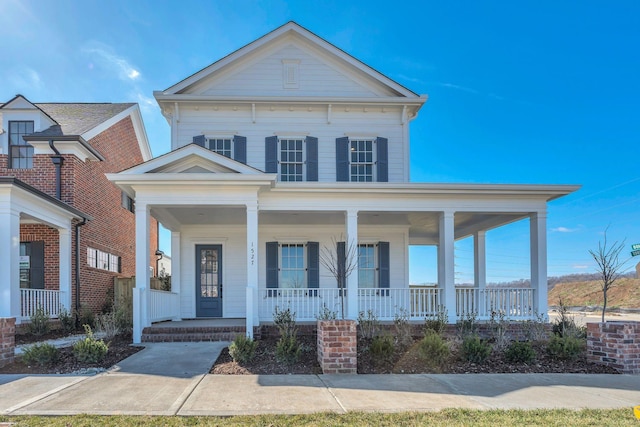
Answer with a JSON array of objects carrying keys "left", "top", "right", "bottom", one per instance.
[
  {"left": 6, "top": 67, "right": 43, "bottom": 91},
  {"left": 572, "top": 265, "right": 589, "bottom": 269},
  {"left": 438, "top": 82, "right": 480, "bottom": 95},
  {"left": 82, "top": 42, "right": 141, "bottom": 82},
  {"left": 551, "top": 227, "right": 578, "bottom": 233},
  {"left": 133, "top": 91, "right": 157, "bottom": 113}
]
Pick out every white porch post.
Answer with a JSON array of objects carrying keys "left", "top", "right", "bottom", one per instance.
[
  {"left": 438, "top": 211, "right": 456, "bottom": 323},
  {"left": 346, "top": 209, "right": 359, "bottom": 319},
  {"left": 58, "top": 227, "right": 72, "bottom": 312},
  {"left": 530, "top": 211, "right": 548, "bottom": 320},
  {"left": 0, "top": 207, "right": 20, "bottom": 321},
  {"left": 133, "top": 201, "right": 150, "bottom": 344},
  {"left": 246, "top": 202, "right": 259, "bottom": 338},
  {"left": 170, "top": 231, "right": 181, "bottom": 320},
  {"left": 474, "top": 231, "right": 487, "bottom": 316}
]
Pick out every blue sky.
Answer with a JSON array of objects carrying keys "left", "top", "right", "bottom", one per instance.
[{"left": 2, "top": 0, "right": 639, "bottom": 283}]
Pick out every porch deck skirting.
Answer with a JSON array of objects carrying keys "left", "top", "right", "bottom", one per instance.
[{"left": 256, "top": 287, "right": 536, "bottom": 322}]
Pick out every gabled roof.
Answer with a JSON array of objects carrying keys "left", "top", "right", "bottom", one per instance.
[
  {"left": 33, "top": 103, "right": 134, "bottom": 136},
  {"left": 160, "top": 21, "right": 422, "bottom": 99}
]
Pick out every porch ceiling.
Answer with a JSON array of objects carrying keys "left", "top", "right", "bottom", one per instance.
[{"left": 154, "top": 205, "right": 529, "bottom": 241}]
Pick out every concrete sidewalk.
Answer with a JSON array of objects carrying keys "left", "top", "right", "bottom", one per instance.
[{"left": 2, "top": 342, "right": 639, "bottom": 416}]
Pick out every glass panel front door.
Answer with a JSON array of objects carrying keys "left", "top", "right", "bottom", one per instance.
[{"left": 195, "top": 245, "right": 222, "bottom": 317}]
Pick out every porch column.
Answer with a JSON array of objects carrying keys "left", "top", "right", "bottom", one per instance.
[
  {"left": 438, "top": 211, "right": 456, "bottom": 323},
  {"left": 474, "top": 231, "right": 487, "bottom": 316},
  {"left": 170, "top": 231, "right": 181, "bottom": 297},
  {"left": 133, "top": 201, "right": 150, "bottom": 344},
  {"left": 246, "top": 202, "right": 259, "bottom": 338},
  {"left": 58, "top": 226, "right": 72, "bottom": 312},
  {"left": 530, "top": 211, "right": 548, "bottom": 320},
  {"left": 345, "top": 209, "right": 359, "bottom": 319},
  {"left": 0, "top": 207, "right": 20, "bottom": 321}
]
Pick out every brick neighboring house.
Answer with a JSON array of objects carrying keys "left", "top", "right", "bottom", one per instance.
[{"left": 0, "top": 94, "right": 158, "bottom": 323}]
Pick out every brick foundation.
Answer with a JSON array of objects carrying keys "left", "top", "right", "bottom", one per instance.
[
  {"left": 317, "top": 320, "right": 357, "bottom": 374},
  {"left": 587, "top": 321, "right": 640, "bottom": 374},
  {"left": 0, "top": 318, "right": 16, "bottom": 368}
]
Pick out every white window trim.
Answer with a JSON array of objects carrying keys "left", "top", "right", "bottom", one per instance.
[
  {"left": 206, "top": 136, "right": 234, "bottom": 159},
  {"left": 278, "top": 137, "right": 306, "bottom": 182},
  {"left": 349, "top": 138, "right": 377, "bottom": 182},
  {"left": 358, "top": 242, "right": 378, "bottom": 289},
  {"left": 279, "top": 242, "right": 307, "bottom": 289}
]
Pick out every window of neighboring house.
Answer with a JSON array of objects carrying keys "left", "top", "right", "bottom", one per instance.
[
  {"left": 121, "top": 192, "right": 135, "bottom": 213},
  {"left": 358, "top": 244, "right": 376, "bottom": 288},
  {"left": 280, "top": 243, "right": 306, "bottom": 288},
  {"left": 208, "top": 137, "right": 233, "bottom": 158},
  {"left": 350, "top": 139, "right": 375, "bottom": 182},
  {"left": 9, "top": 120, "right": 34, "bottom": 169},
  {"left": 87, "top": 247, "right": 121, "bottom": 273},
  {"left": 280, "top": 138, "right": 304, "bottom": 182}
]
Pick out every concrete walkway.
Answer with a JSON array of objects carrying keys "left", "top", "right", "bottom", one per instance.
[{"left": 2, "top": 342, "right": 640, "bottom": 416}]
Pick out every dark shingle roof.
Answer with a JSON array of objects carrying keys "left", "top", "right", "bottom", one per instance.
[{"left": 32, "top": 103, "right": 134, "bottom": 137}]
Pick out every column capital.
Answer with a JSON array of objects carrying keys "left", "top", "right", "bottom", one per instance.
[{"left": 440, "top": 210, "right": 455, "bottom": 219}]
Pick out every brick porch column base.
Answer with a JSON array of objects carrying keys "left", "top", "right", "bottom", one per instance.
[
  {"left": 317, "top": 319, "right": 357, "bottom": 374},
  {"left": 587, "top": 321, "right": 640, "bottom": 374},
  {"left": 0, "top": 318, "right": 16, "bottom": 368}
]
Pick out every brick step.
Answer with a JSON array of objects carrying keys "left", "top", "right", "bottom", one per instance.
[{"left": 141, "top": 326, "right": 261, "bottom": 343}]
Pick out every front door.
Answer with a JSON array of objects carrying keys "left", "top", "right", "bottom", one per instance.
[{"left": 195, "top": 245, "right": 223, "bottom": 317}]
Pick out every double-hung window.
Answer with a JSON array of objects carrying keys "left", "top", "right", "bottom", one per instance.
[
  {"left": 9, "top": 120, "right": 34, "bottom": 169},
  {"left": 357, "top": 244, "right": 376, "bottom": 288},
  {"left": 350, "top": 139, "right": 375, "bottom": 182},
  {"left": 280, "top": 138, "right": 304, "bottom": 182},
  {"left": 280, "top": 243, "right": 306, "bottom": 288},
  {"left": 208, "top": 138, "right": 233, "bottom": 158}
]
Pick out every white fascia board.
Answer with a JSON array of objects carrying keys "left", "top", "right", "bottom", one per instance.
[
  {"left": 82, "top": 104, "right": 153, "bottom": 161},
  {"left": 116, "top": 144, "right": 265, "bottom": 175},
  {"left": 106, "top": 173, "right": 276, "bottom": 187},
  {"left": 154, "top": 93, "right": 427, "bottom": 106},
  {"left": 29, "top": 139, "right": 102, "bottom": 161},
  {"left": 1, "top": 186, "right": 80, "bottom": 229}
]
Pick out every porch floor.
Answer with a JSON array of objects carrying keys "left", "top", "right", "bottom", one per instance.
[{"left": 148, "top": 318, "right": 246, "bottom": 328}]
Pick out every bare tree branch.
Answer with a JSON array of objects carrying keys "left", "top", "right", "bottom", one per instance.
[
  {"left": 319, "top": 235, "right": 358, "bottom": 319},
  {"left": 588, "top": 229, "right": 628, "bottom": 322}
]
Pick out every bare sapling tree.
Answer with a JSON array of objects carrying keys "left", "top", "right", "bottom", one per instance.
[
  {"left": 588, "top": 230, "right": 627, "bottom": 322},
  {"left": 320, "top": 236, "right": 358, "bottom": 319}
]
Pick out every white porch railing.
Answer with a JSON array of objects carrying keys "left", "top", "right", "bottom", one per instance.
[
  {"left": 21, "top": 289, "right": 62, "bottom": 320},
  {"left": 258, "top": 288, "right": 343, "bottom": 321},
  {"left": 456, "top": 287, "right": 535, "bottom": 319},
  {"left": 148, "top": 289, "right": 180, "bottom": 322},
  {"left": 358, "top": 287, "right": 441, "bottom": 320}
]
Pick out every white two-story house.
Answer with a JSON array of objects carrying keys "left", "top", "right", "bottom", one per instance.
[{"left": 108, "top": 22, "right": 578, "bottom": 343}]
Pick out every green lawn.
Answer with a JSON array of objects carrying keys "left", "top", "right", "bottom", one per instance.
[{"left": 1, "top": 409, "right": 638, "bottom": 426}]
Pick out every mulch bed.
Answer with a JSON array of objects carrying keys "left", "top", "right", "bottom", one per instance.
[
  {"left": 212, "top": 335, "right": 620, "bottom": 375},
  {"left": 0, "top": 334, "right": 142, "bottom": 375}
]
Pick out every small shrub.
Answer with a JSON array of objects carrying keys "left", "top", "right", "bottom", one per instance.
[
  {"left": 417, "top": 331, "right": 450, "bottom": 370},
  {"left": 505, "top": 341, "right": 536, "bottom": 364},
  {"left": 522, "top": 312, "right": 549, "bottom": 341},
  {"left": 273, "top": 306, "right": 297, "bottom": 338},
  {"left": 96, "top": 311, "right": 120, "bottom": 340},
  {"left": 357, "top": 309, "right": 379, "bottom": 339},
  {"left": 27, "top": 306, "right": 50, "bottom": 337},
  {"left": 489, "top": 309, "right": 511, "bottom": 350},
  {"left": 547, "top": 335, "right": 585, "bottom": 361},
  {"left": 424, "top": 306, "right": 448, "bottom": 336},
  {"left": 73, "top": 325, "right": 108, "bottom": 363},
  {"left": 316, "top": 304, "right": 337, "bottom": 321},
  {"left": 229, "top": 335, "right": 257, "bottom": 364},
  {"left": 275, "top": 335, "right": 301, "bottom": 364},
  {"left": 79, "top": 306, "right": 95, "bottom": 329},
  {"left": 115, "top": 297, "right": 133, "bottom": 332},
  {"left": 22, "top": 343, "right": 59, "bottom": 366},
  {"left": 461, "top": 335, "right": 491, "bottom": 364},
  {"left": 456, "top": 312, "right": 478, "bottom": 339},
  {"left": 393, "top": 307, "right": 413, "bottom": 348},
  {"left": 58, "top": 307, "right": 75, "bottom": 334},
  {"left": 552, "top": 297, "right": 585, "bottom": 339},
  {"left": 369, "top": 334, "right": 395, "bottom": 363}
]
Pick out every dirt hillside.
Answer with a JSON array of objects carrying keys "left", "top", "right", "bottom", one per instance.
[{"left": 548, "top": 277, "right": 640, "bottom": 308}]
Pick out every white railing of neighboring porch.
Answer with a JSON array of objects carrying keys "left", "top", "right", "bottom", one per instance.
[
  {"left": 358, "top": 287, "right": 441, "bottom": 320},
  {"left": 258, "top": 288, "right": 343, "bottom": 321},
  {"left": 456, "top": 288, "right": 535, "bottom": 319},
  {"left": 148, "top": 289, "right": 180, "bottom": 322},
  {"left": 21, "top": 289, "right": 62, "bottom": 320}
]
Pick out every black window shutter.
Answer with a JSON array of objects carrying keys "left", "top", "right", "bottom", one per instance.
[
  {"left": 193, "top": 135, "right": 206, "bottom": 147},
  {"left": 233, "top": 135, "right": 247, "bottom": 164},
  {"left": 307, "top": 242, "right": 319, "bottom": 288},
  {"left": 118, "top": 256, "right": 122, "bottom": 274},
  {"left": 265, "top": 136, "right": 278, "bottom": 173},
  {"left": 378, "top": 241, "right": 390, "bottom": 288},
  {"left": 335, "top": 137, "right": 349, "bottom": 182},
  {"left": 305, "top": 136, "right": 318, "bottom": 181},
  {"left": 337, "top": 241, "right": 346, "bottom": 289},
  {"left": 376, "top": 137, "right": 388, "bottom": 182},
  {"left": 266, "top": 241, "right": 279, "bottom": 288},
  {"left": 30, "top": 241, "right": 45, "bottom": 289}
]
